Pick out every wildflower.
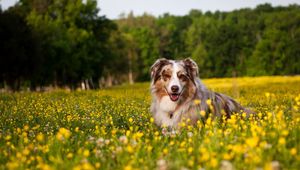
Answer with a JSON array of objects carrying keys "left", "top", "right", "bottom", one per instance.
[
  {"left": 67, "top": 153, "right": 73, "bottom": 159},
  {"left": 187, "top": 132, "right": 193, "bottom": 138},
  {"left": 264, "top": 161, "right": 280, "bottom": 170},
  {"left": 188, "top": 160, "right": 194, "bottom": 167},
  {"left": 95, "top": 162, "right": 101, "bottom": 169},
  {"left": 119, "top": 135, "right": 128, "bottom": 144},
  {"left": 23, "top": 148, "right": 30, "bottom": 156},
  {"left": 188, "top": 147, "right": 193, "bottom": 154},
  {"left": 124, "top": 165, "right": 132, "bottom": 170},
  {"left": 200, "top": 110, "right": 206, "bottom": 117},
  {"left": 126, "top": 130, "right": 131, "bottom": 136},
  {"left": 96, "top": 138, "right": 104, "bottom": 147},
  {"left": 150, "top": 118, "right": 154, "bottom": 123},
  {"left": 83, "top": 149, "right": 90, "bottom": 157},
  {"left": 246, "top": 136, "right": 259, "bottom": 148},
  {"left": 209, "top": 158, "right": 218, "bottom": 168},
  {"left": 281, "top": 130, "right": 289, "bottom": 137},
  {"left": 126, "top": 145, "right": 134, "bottom": 153},
  {"left": 206, "top": 99, "right": 212, "bottom": 105},
  {"left": 81, "top": 162, "right": 95, "bottom": 170},
  {"left": 5, "top": 135, "right": 11, "bottom": 141},
  {"left": 222, "top": 153, "right": 232, "bottom": 160},
  {"left": 147, "top": 146, "right": 153, "bottom": 152},
  {"left": 163, "top": 148, "right": 168, "bottom": 155},
  {"left": 128, "top": 118, "right": 133, "bottom": 123},
  {"left": 37, "top": 163, "right": 52, "bottom": 170},
  {"left": 56, "top": 128, "right": 71, "bottom": 141},
  {"left": 23, "top": 125, "right": 29, "bottom": 131},
  {"left": 36, "top": 133, "right": 44, "bottom": 142},
  {"left": 194, "top": 99, "right": 201, "bottom": 105},
  {"left": 290, "top": 148, "right": 297, "bottom": 156},
  {"left": 278, "top": 137, "right": 286, "bottom": 145},
  {"left": 105, "top": 139, "right": 110, "bottom": 145}
]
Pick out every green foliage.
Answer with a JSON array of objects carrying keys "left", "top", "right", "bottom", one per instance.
[{"left": 0, "top": 2, "right": 300, "bottom": 90}]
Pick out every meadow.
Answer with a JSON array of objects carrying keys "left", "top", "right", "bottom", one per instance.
[{"left": 0, "top": 76, "right": 300, "bottom": 170}]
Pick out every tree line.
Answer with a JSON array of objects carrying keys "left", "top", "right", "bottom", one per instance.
[{"left": 1, "top": 0, "right": 299, "bottom": 91}]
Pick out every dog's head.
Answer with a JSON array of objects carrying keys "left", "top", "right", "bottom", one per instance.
[{"left": 150, "top": 58, "right": 199, "bottom": 102}]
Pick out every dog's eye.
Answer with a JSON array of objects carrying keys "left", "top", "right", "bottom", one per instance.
[
  {"left": 178, "top": 74, "right": 187, "bottom": 81},
  {"left": 162, "top": 74, "right": 171, "bottom": 81}
]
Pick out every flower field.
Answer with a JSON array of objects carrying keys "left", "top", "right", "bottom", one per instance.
[{"left": 0, "top": 76, "right": 300, "bottom": 170}]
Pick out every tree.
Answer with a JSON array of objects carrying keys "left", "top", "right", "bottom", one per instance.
[{"left": 0, "top": 8, "right": 41, "bottom": 90}]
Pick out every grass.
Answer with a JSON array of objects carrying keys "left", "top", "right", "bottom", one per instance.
[{"left": 0, "top": 76, "right": 300, "bottom": 170}]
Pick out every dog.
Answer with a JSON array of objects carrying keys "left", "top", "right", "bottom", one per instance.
[{"left": 150, "top": 58, "right": 252, "bottom": 128}]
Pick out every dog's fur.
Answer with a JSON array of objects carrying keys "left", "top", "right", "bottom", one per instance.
[{"left": 150, "top": 58, "right": 251, "bottom": 128}]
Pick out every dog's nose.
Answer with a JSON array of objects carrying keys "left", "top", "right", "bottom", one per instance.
[{"left": 171, "top": 85, "right": 179, "bottom": 93}]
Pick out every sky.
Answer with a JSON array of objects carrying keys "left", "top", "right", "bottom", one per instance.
[{"left": 1, "top": 0, "right": 299, "bottom": 19}]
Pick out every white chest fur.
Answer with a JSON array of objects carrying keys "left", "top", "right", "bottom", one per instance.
[
  {"left": 159, "top": 96, "right": 177, "bottom": 112},
  {"left": 153, "top": 96, "right": 182, "bottom": 127}
]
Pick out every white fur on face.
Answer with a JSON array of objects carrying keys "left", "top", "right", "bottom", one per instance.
[{"left": 167, "top": 61, "right": 182, "bottom": 94}]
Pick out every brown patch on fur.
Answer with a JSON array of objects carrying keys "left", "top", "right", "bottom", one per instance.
[
  {"left": 180, "top": 78, "right": 197, "bottom": 104},
  {"left": 150, "top": 58, "right": 171, "bottom": 83},
  {"left": 183, "top": 58, "right": 199, "bottom": 84},
  {"left": 153, "top": 79, "right": 168, "bottom": 101},
  {"left": 161, "top": 66, "right": 173, "bottom": 82},
  {"left": 152, "top": 64, "right": 174, "bottom": 101}
]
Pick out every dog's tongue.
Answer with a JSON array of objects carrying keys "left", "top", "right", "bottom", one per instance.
[{"left": 170, "top": 94, "right": 179, "bottom": 101}]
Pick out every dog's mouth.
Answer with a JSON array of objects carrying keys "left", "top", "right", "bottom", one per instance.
[
  {"left": 164, "top": 87, "right": 184, "bottom": 102},
  {"left": 170, "top": 93, "right": 180, "bottom": 101}
]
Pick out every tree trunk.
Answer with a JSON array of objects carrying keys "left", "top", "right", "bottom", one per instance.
[
  {"left": 128, "top": 50, "right": 134, "bottom": 84},
  {"left": 107, "top": 74, "right": 112, "bottom": 87}
]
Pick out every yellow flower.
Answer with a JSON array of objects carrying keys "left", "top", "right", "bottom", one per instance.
[
  {"left": 150, "top": 118, "right": 154, "bottom": 123},
  {"left": 38, "top": 163, "right": 52, "bottom": 170},
  {"left": 129, "top": 118, "right": 133, "bottom": 123},
  {"left": 95, "top": 162, "right": 101, "bottom": 168},
  {"left": 22, "top": 148, "right": 30, "bottom": 156},
  {"left": 23, "top": 125, "right": 29, "bottom": 131},
  {"left": 194, "top": 99, "right": 201, "bottom": 105},
  {"left": 281, "top": 130, "right": 289, "bottom": 137},
  {"left": 206, "top": 99, "right": 212, "bottom": 105},
  {"left": 163, "top": 148, "right": 168, "bottom": 155},
  {"left": 36, "top": 133, "right": 44, "bottom": 142},
  {"left": 223, "top": 153, "right": 233, "bottom": 160},
  {"left": 67, "top": 153, "right": 73, "bottom": 159},
  {"left": 81, "top": 162, "right": 94, "bottom": 170},
  {"left": 126, "top": 145, "right": 134, "bottom": 153},
  {"left": 209, "top": 158, "right": 218, "bottom": 168},
  {"left": 246, "top": 136, "right": 259, "bottom": 147},
  {"left": 56, "top": 128, "right": 71, "bottom": 141},
  {"left": 278, "top": 137, "right": 286, "bottom": 145},
  {"left": 200, "top": 153, "right": 209, "bottom": 162},
  {"left": 147, "top": 146, "right": 153, "bottom": 152},
  {"left": 5, "top": 135, "right": 11, "bottom": 141},
  {"left": 124, "top": 165, "right": 132, "bottom": 170},
  {"left": 200, "top": 110, "right": 206, "bottom": 117},
  {"left": 290, "top": 148, "right": 297, "bottom": 156},
  {"left": 83, "top": 149, "right": 90, "bottom": 157},
  {"left": 265, "top": 92, "right": 270, "bottom": 98},
  {"left": 188, "top": 160, "right": 194, "bottom": 167}
]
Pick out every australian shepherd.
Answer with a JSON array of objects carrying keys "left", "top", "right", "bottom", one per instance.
[{"left": 150, "top": 58, "right": 252, "bottom": 128}]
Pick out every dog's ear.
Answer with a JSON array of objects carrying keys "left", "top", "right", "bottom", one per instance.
[
  {"left": 183, "top": 58, "right": 199, "bottom": 78},
  {"left": 150, "top": 58, "right": 169, "bottom": 82}
]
